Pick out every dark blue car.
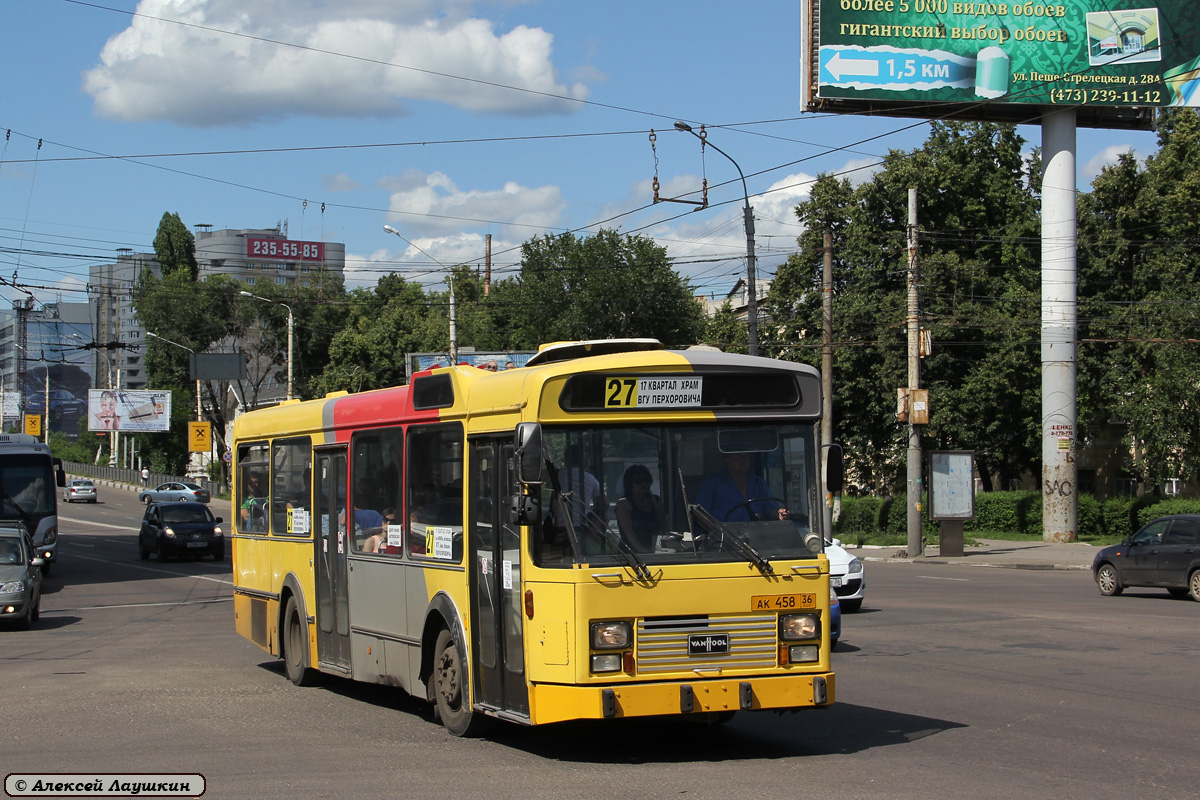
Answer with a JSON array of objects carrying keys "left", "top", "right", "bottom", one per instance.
[
  {"left": 139, "top": 502, "right": 225, "bottom": 562},
  {"left": 1092, "top": 514, "right": 1200, "bottom": 601}
]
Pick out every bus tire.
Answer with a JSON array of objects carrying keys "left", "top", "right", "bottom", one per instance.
[
  {"left": 432, "top": 628, "right": 485, "bottom": 737},
  {"left": 283, "top": 596, "right": 319, "bottom": 687}
]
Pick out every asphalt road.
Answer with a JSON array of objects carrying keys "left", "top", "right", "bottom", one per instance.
[{"left": 4, "top": 489, "right": 1197, "bottom": 799}]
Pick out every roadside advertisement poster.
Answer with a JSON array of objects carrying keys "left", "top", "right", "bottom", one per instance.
[
  {"left": 802, "top": 1, "right": 1200, "bottom": 121},
  {"left": 929, "top": 450, "right": 976, "bottom": 520},
  {"left": 87, "top": 390, "right": 173, "bottom": 432}
]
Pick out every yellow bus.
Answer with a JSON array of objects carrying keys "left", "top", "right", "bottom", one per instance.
[{"left": 232, "top": 339, "right": 842, "bottom": 735}]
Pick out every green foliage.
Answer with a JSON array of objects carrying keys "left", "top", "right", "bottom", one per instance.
[
  {"left": 152, "top": 212, "right": 198, "bottom": 281},
  {"left": 833, "top": 495, "right": 884, "bottom": 535},
  {"left": 966, "top": 491, "right": 1041, "bottom": 535},
  {"left": 47, "top": 430, "right": 98, "bottom": 465},
  {"left": 1135, "top": 498, "right": 1200, "bottom": 529},
  {"left": 503, "top": 229, "right": 705, "bottom": 347}
]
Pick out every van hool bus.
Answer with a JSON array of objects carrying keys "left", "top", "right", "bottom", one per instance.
[{"left": 231, "top": 339, "right": 841, "bottom": 735}]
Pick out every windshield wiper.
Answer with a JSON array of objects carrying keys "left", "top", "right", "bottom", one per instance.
[
  {"left": 688, "top": 504, "right": 775, "bottom": 576},
  {"left": 0, "top": 492, "right": 34, "bottom": 528},
  {"left": 546, "top": 457, "right": 651, "bottom": 581}
]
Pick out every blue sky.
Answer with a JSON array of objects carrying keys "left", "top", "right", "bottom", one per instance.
[{"left": 0, "top": 0, "right": 1162, "bottom": 310}]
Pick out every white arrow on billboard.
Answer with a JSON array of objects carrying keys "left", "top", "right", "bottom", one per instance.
[{"left": 825, "top": 51, "right": 880, "bottom": 82}]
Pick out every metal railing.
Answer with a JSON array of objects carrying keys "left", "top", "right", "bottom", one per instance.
[{"left": 63, "top": 461, "right": 221, "bottom": 498}]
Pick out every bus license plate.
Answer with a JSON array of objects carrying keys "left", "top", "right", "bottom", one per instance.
[
  {"left": 751, "top": 593, "right": 817, "bottom": 611},
  {"left": 688, "top": 634, "right": 729, "bottom": 655}
]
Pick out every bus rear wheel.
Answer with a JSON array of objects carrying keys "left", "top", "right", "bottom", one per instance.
[
  {"left": 282, "top": 596, "right": 319, "bottom": 687},
  {"left": 432, "top": 628, "right": 486, "bottom": 737}
]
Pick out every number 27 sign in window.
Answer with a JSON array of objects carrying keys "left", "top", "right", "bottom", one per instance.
[{"left": 245, "top": 237, "right": 325, "bottom": 262}]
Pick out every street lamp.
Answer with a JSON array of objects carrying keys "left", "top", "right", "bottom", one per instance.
[
  {"left": 383, "top": 225, "right": 457, "bottom": 364},
  {"left": 674, "top": 121, "right": 760, "bottom": 357},
  {"left": 145, "top": 331, "right": 202, "bottom": 422},
  {"left": 239, "top": 291, "right": 294, "bottom": 401}
]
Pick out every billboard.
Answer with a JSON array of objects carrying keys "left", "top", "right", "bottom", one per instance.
[
  {"left": 87, "top": 390, "right": 173, "bottom": 432},
  {"left": 801, "top": 0, "right": 1200, "bottom": 127},
  {"left": 407, "top": 351, "right": 536, "bottom": 377}
]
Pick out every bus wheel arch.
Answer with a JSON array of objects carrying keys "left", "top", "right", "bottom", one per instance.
[
  {"left": 421, "top": 596, "right": 486, "bottom": 737},
  {"left": 279, "top": 578, "right": 319, "bottom": 687}
]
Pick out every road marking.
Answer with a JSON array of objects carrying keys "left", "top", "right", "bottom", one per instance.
[
  {"left": 68, "top": 552, "right": 234, "bottom": 586},
  {"left": 60, "top": 516, "right": 139, "bottom": 531},
  {"left": 917, "top": 575, "right": 969, "bottom": 582},
  {"left": 42, "top": 597, "right": 232, "bottom": 614}
]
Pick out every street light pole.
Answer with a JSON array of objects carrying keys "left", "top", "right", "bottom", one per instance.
[
  {"left": 383, "top": 225, "right": 457, "bottom": 363},
  {"left": 674, "top": 121, "right": 759, "bottom": 356},
  {"left": 239, "top": 291, "right": 294, "bottom": 401},
  {"left": 145, "top": 332, "right": 201, "bottom": 422}
]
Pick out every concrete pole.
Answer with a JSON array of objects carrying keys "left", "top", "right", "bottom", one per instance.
[
  {"left": 286, "top": 307, "right": 294, "bottom": 401},
  {"left": 1041, "top": 109, "right": 1078, "bottom": 542},
  {"left": 449, "top": 278, "right": 458, "bottom": 365},
  {"left": 821, "top": 232, "right": 834, "bottom": 539},
  {"left": 906, "top": 188, "right": 923, "bottom": 557}
]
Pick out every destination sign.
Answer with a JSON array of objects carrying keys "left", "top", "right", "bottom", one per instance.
[{"left": 604, "top": 377, "right": 704, "bottom": 409}]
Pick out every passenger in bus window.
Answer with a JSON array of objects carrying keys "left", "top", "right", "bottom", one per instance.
[
  {"left": 615, "top": 465, "right": 666, "bottom": 552},
  {"left": 239, "top": 473, "right": 267, "bottom": 531},
  {"left": 364, "top": 508, "right": 397, "bottom": 553},
  {"left": 696, "top": 452, "right": 789, "bottom": 522},
  {"left": 556, "top": 444, "right": 609, "bottom": 527}
]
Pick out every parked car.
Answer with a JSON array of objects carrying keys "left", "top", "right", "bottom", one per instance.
[
  {"left": 62, "top": 478, "right": 98, "bottom": 504},
  {"left": 1092, "top": 514, "right": 1200, "bottom": 601},
  {"left": 0, "top": 526, "right": 43, "bottom": 629},
  {"left": 138, "top": 482, "right": 210, "bottom": 505},
  {"left": 829, "top": 584, "right": 842, "bottom": 648},
  {"left": 139, "top": 502, "right": 225, "bottom": 561},
  {"left": 826, "top": 538, "right": 865, "bottom": 612}
]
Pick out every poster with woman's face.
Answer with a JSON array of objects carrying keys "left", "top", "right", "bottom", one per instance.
[{"left": 87, "top": 390, "right": 172, "bottom": 432}]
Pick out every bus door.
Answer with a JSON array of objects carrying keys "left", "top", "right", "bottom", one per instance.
[
  {"left": 314, "top": 447, "right": 351, "bottom": 671},
  {"left": 469, "top": 439, "right": 529, "bottom": 717}
]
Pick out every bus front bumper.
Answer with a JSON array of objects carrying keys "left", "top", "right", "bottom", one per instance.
[{"left": 527, "top": 672, "right": 835, "bottom": 724}]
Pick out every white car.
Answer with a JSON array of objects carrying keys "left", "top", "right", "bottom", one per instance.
[{"left": 825, "top": 538, "right": 865, "bottom": 612}]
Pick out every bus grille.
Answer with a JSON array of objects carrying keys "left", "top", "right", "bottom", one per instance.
[{"left": 636, "top": 614, "right": 778, "bottom": 674}]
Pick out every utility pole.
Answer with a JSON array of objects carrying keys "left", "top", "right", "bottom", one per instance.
[
  {"left": 822, "top": 232, "right": 835, "bottom": 538},
  {"left": 484, "top": 234, "right": 492, "bottom": 297},
  {"left": 906, "top": 188, "right": 923, "bottom": 558}
]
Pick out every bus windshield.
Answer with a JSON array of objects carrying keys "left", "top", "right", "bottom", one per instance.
[
  {"left": 533, "top": 422, "right": 822, "bottom": 569},
  {"left": 0, "top": 454, "right": 56, "bottom": 522}
]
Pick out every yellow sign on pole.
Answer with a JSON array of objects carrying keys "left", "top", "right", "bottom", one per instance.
[
  {"left": 188, "top": 421, "right": 211, "bottom": 453},
  {"left": 24, "top": 414, "right": 42, "bottom": 437}
]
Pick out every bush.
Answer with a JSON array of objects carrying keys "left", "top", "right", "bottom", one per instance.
[
  {"left": 968, "top": 491, "right": 1041, "bottom": 535},
  {"left": 834, "top": 496, "right": 884, "bottom": 536},
  {"left": 1135, "top": 498, "right": 1200, "bottom": 529},
  {"left": 1077, "top": 493, "right": 1104, "bottom": 540}
]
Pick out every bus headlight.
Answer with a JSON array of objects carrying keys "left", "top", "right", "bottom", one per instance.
[
  {"left": 590, "top": 621, "right": 631, "bottom": 649},
  {"left": 780, "top": 614, "right": 820, "bottom": 641},
  {"left": 41, "top": 527, "right": 56, "bottom": 545},
  {"left": 164, "top": 527, "right": 176, "bottom": 538}
]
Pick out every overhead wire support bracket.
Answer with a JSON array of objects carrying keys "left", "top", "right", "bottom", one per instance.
[{"left": 649, "top": 129, "right": 708, "bottom": 210}]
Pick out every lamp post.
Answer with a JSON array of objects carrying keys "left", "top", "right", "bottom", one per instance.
[
  {"left": 239, "top": 291, "right": 294, "bottom": 401},
  {"left": 145, "top": 332, "right": 202, "bottom": 422},
  {"left": 383, "top": 225, "right": 457, "bottom": 364},
  {"left": 674, "top": 121, "right": 760, "bottom": 357}
]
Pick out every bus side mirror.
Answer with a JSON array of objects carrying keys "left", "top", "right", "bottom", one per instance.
[
  {"left": 514, "top": 422, "right": 543, "bottom": 486},
  {"left": 824, "top": 443, "right": 844, "bottom": 495},
  {"left": 53, "top": 458, "right": 66, "bottom": 488}
]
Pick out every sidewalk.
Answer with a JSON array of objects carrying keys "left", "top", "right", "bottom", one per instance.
[{"left": 855, "top": 537, "right": 1098, "bottom": 571}]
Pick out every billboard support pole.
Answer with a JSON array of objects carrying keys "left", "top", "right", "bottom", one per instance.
[{"left": 1041, "top": 108, "right": 1078, "bottom": 543}]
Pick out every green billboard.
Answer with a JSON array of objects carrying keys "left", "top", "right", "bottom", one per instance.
[{"left": 801, "top": 0, "right": 1200, "bottom": 127}]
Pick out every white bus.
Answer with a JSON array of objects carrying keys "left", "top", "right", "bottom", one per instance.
[{"left": 0, "top": 433, "right": 66, "bottom": 575}]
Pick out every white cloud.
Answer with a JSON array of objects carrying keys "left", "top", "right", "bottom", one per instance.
[
  {"left": 82, "top": 0, "right": 588, "bottom": 125},
  {"left": 322, "top": 173, "right": 361, "bottom": 192},
  {"left": 384, "top": 169, "right": 565, "bottom": 237},
  {"left": 1082, "top": 144, "right": 1137, "bottom": 184},
  {"left": 349, "top": 231, "right": 523, "bottom": 290},
  {"left": 837, "top": 157, "right": 883, "bottom": 186}
]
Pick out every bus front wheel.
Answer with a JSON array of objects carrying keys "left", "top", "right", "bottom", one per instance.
[
  {"left": 432, "top": 628, "right": 486, "bottom": 737},
  {"left": 283, "top": 596, "right": 319, "bottom": 687}
]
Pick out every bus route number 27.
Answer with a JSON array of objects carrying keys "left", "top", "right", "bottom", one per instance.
[{"left": 606, "top": 378, "right": 638, "bottom": 407}]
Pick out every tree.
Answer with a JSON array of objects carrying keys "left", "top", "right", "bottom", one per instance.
[
  {"left": 152, "top": 212, "right": 199, "bottom": 281},
  {"left": 766, "top": 122, "right": 1042, "bottom": 492},
  {"left": 503, "top": 229, "right": 705, "bottom": 348}
]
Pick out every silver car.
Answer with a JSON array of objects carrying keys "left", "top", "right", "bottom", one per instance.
[
  {"left": 0, "top": 527, "right": 43, "bottom": 630},
  {"left": 62, "top": 478, "right": 98, "bottom": 504},
  {"left": 138, "top": 482, "right": 211, "bottom": 505}
]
